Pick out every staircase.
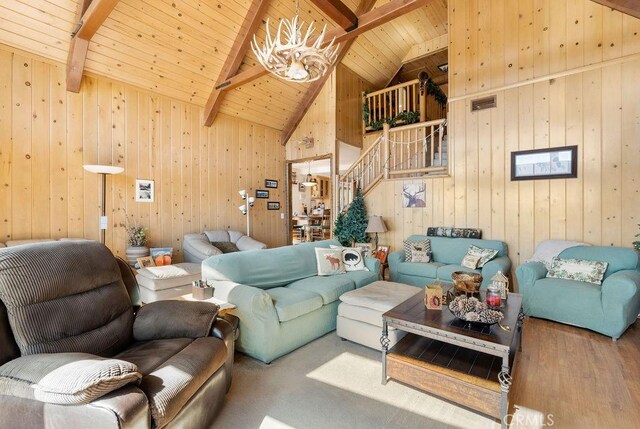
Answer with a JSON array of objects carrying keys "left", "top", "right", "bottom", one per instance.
[{"left": 338, "top": 118, "right": 448, "bottom": 212}]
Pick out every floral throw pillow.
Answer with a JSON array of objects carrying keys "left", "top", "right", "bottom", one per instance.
[
  {"left": 464, "top": 244, "right": 499, "bottom": 268},
  {"left": 461, "top": 254, "right": 482, "bottom": 269},
  {"left": 403, "top": 239, "right": 432, "bottom": 262},
  {"left": 546, "top": 257, "right": 608, "bottom": 285},
  {"left": 315, "top": 248, "right": 346, "bottom": 276}
]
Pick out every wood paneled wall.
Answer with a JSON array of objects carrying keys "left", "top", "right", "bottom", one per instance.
[
  {"left": 365, "top": 0, "right": 640, "bottom": 279},
  {"left": 0, "top": 45, "right": 288, "bottom": 259},
  {"left": 336, "top": 64, "right": 374, "bottom": 148}
]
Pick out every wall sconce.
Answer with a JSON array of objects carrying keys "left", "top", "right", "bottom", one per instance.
[{"left": 238, "top": 190, "right": 255, "bottom": 236}]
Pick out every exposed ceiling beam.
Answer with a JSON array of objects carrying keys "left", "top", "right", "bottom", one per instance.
[
  {"left": 590, "top": 0, "right": 640, "bottom": 19},
  {"left": 203, "top": 0, "right": 272, "bottom": 126},
  {"left": 310, "top": 0, "right": 358, "bottom": 31},
  {"left": 216, "top": 0, "right": 429, "bottom": 97},
  {"left": 282, "top": 0, "right": 411, "bottom": 145},
  {"left": 402, "top": 33, "right": 448, "bottom": 64},
  {"left": 66, "top": 0, "right": 120, "bottom": 92}
]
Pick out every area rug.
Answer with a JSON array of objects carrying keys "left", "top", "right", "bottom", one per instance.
[{"left": 213, "top": 333, "right": 502, "bottom": 429}]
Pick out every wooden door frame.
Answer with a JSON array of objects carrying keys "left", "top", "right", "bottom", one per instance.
[{"left": 285, "top": 154, "right": 334, "bottom": 245}]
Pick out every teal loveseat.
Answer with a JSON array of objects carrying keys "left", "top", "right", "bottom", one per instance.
[
  {"left": 388, "top": 235, "right": 511, "bottom": 289},
  {"left": 202, "top": 240, "right": 380, "bottom": 363},
  {"left": 516, "top": 246, "right": 640, "bottom": 339}
]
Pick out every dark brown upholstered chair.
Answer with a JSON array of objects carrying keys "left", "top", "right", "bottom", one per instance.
[{"left": 0, "top": 241, "right": 238, "bottom": 429}]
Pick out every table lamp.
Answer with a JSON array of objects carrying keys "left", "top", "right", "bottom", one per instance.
[{"left": 365, "top": 215, "right": 388, "bottom": 249}]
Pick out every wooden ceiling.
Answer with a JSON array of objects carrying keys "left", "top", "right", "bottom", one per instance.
[
  {"left": 395, "top": 48, "right": 448, "bottom": 84},
  {"left": 0, "top": 0, "right": 448, "bottom": 130}
]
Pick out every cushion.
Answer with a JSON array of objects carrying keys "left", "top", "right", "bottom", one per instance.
[
  {"left": 133, "top": 301, "right": 219, "bottom": 341},
  {"left": 287, "top": 275, "right": 355, "bottom": 305},
  {"left": 411, "top": 249, "right": 430, "bottom": 263},
  {"left": 398, "top": 261, "right": 442, "bottom": 279},
  {"left": 0, "top": 353, "right": 141, "bottom": 405},
  {"left": 211, "top": 241, "right": 240, "bottom": 254},
  {"left": 266, "top": 287, "right": 323, "bottom": 322},
  {"left": 341, "top": 270, "right": 380, "bottom": 289},
  {"left": 136, "top": 263, "right": 202, "bottom": 291},
  {"left": 330, "top": 245, "right": 367, "bottom": 271},
  {"left": 427, "top": 227, "right": 482, "bottom": 239},
  {"left": 339, "top": 281, "right": 421, "bottom": 313},
  {"left": 403, "top": 239, "right": 431, "bottom": 262},
  {"left": 437, "top": 264, "right": 481, "bottom": 282},
  {"left": 461, "top": 254, "right": 482, "bottom": 269},
  {"left": 546, "top": 257, "right": 608, "bottom": 285},
  {"left": 204, "top": 230, "right": 231, "bottom": 243},
  {"left": 0, "top": 241, "right": 133, "bottom": 356},
  {"left": 559, "top": 246, "right": 638, "bottom": 277},
  {"left": 464, "top": 244, "right": 499, "bottom": 267},
  {"left": 315, "top": 248, "right": 346, "bottom": 276},
  {"left": 406, "top": 235, "right": 507, "bottom": 265}
]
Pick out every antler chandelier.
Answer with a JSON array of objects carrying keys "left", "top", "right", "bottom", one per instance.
[{"left": 251, "top": 0, "right": 339, "bottom": 83}]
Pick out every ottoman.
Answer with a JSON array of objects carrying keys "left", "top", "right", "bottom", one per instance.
[
  {"left": 337, "top": 280, "right": 421, "bottom": 350},
  {"left": 135, "top": 262, "right": 202, "bottom": 303}
]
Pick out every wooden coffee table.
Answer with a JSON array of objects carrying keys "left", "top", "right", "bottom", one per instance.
[{"left": 381, "top": 287, "right": 523, "bottom": 429}]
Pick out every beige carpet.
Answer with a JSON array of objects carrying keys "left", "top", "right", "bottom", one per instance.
[{"left": 212, "top": 333, "right": 502, "bottom": 429}]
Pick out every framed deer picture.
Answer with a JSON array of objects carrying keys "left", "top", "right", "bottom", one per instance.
[{"left": 402, "top": 183, "right": 426, "bottom": 208}]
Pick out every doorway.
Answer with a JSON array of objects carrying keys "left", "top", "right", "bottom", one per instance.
[{"left": 287, "top": 155, "right": 332, "bottom": 245}]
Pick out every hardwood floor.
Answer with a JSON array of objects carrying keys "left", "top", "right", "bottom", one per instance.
[{"left": 510, "top": 317, "right": 640, "bottom": 428}]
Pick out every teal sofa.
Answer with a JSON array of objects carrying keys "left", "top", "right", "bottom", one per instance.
[
  {"left": 202, "top": 240, "right": 380, "bottom": 363},
  {"left": 516, "top": 246, "right": 640, "bottom": 339},
  {"left": 388, "top": 235, "right": 511, "bottom": 289}
]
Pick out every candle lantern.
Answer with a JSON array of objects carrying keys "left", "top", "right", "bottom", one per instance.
[{"left": 491, "top": 271, "right": 509, "bottom": 300}]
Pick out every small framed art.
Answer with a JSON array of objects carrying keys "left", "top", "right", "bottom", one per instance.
[
  {"left": 265, "top": 179, "right": 278, "bottom": 188},
  {"left": 135, "top": 179, "right": 154, "bottom": 202},
  {"left": 267, "top": 201, "right": 280, "bottom": 210},
  {"left": 511, "top": 146, "right": 578, "bottom": 181},
  {"left": 256, "top": 189, "right": 269, "bottom": 198}
]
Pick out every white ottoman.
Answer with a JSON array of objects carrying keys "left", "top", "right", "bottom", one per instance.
[
  {"left": 135, "top": 263, "right": 202, "bottom": 303},
  {"left": 337, "top": 281, "right": 421, "bottom": 350}
]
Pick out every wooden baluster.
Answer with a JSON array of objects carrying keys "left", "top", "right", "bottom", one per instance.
[
  {"left": 429, "top": 125, "right": 434, "bottom": 169},
  {"left": 439, "top": 123, "right": 443, "bottom": 167},
  {"left": 383, "top": 123, "right": 390, "bottom": 179}
]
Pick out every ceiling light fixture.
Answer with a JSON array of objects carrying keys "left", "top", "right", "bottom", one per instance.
[
  {"left": 250, "top": 0, "right": 339, "bottom": 83},
  {"left": 437, "top": 63, "right": 448, "bottom": 73},
  {"left": 301, "top": 162, "right": 317, "bottom": 187}
]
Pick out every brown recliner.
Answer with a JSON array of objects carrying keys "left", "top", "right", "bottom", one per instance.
[{"left": 0, "top": 241, "right": 238, "bottom": 429}]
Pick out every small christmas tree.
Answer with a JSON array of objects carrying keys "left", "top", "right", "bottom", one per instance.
[
  {"left": 343, "top": 188, "right": 369, "bottom": 245},
  {"left": 333, "top": 210, "right": 350, "bottom": 246}
]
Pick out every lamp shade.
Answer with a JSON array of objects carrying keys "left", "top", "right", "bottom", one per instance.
[
  {"left": 83, "top": 164, "right": 124, "bottom": 175},
  {"left": 365, "top": 216, "right": 388, "bottom": 233}
]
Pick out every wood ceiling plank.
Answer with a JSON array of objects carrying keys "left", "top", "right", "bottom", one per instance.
[
  {"left": 590, "top": 0, "right": 640, "bottom": 19},
  {"left": 403, "top": 33, "right": 448, "bottom": 63},
  {"left": 310, "top": 0, "right": 359, "bottom": 30},
  {"left": 204, "top": 0, "right": 272, "bottom": 126}
]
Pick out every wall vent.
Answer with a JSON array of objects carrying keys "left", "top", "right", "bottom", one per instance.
[{"left": 471, "top": 95, "right": 497, "bottom": 112}]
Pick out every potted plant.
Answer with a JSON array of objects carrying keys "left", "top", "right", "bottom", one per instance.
[
  {"left": 125, "top": 221, "right": 149, "bottom": 266},
  {"left": 633, "top": 224, "right": 640, "bottom": 252}
]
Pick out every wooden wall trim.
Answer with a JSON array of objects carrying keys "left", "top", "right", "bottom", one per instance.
[{"left": 448, "top": 51, "right": 640, "bottom": 103}]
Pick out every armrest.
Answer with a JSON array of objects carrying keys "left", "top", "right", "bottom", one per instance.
[
  {"left": 480, "top": 255, "right": 512, "bottom": 290},
  {"left": 236, "top": 235, "right": 267, "bottom": 251},
  {"left": 183, "top": 233, "right": 222, "bottom": 263},
  {"left": 387, "top": 250, "right": 405, "bottom": 281},
  {"left": 515, "top": 262, "right": 548, "bottom": 296},
  {"left": 210, "top": 281, "right": 278, "bottom": 323},
  {"left": 364, "top": 257, "right": 381, "bottom": 275},
  {"left": 133, "top": 300, "right": 218, "bottom": 341},
  {"left": 602, "top": 270, "right": 640, "bottom": 304}
]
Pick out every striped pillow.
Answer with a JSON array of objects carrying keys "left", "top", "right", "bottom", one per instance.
[{"left": 0, "top": 353, "right": 141, "bottom": 405}]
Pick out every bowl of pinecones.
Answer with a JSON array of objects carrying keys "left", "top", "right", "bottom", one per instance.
[
  {"left": 448, "top": 295, "right": 504, "bottom": 326},
  {"left": 451, "top": 271, "right": 483, "bottom": 295}
]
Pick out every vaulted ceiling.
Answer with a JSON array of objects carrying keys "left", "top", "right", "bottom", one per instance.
[{"left": 0, "top": 0, "right": 448, "bottom": 130}]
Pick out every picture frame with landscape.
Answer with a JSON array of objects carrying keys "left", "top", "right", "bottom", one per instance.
[{"left": 511, "top": 146, "right": 577, "bottom": 181}]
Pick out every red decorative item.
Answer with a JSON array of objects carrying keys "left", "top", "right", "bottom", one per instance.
[{"left": 485, "top": 284, "right": 502, "bottom": 309}]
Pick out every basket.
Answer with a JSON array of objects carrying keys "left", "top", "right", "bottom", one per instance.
[{"left": 451, "top": 271, "right": 483, "bottom": 295}]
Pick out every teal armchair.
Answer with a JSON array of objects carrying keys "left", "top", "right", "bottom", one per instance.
[{"left": 516, "top": 246, "right": 640, "bottom": 339}]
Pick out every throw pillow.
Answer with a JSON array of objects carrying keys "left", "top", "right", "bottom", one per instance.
[
  {"left": 0, "top": 353, "right": 141, "bottom": 405},
  {"left": 546, "top": 257, "right": 608, "bottom": 285},
  {"left": 315, "top": 248, "right": 346, "bottom": 276},
  {"left": 461, "top": 254, "right": 482, "bottom": 269},
  {"left": 464, "top": 244, "right": 499, "bottom": 267},
  {"left": 210, "top": 241, "right": 240, "bottom": 253},
  {"left": 411, "top": 250, "right": 431, "bottom": 263},
  {"left": 330, "top": 245, "right": 368, "bottom": 272},
  {"left": 403, "top": 239, "right": 432, "bottom": 262}
]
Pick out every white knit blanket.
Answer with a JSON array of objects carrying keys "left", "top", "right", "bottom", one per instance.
[{"left": 527, "top": 240, "right": 590, "bottom": 269}]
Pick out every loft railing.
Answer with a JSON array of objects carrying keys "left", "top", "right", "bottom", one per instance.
[
  {"left": 338, "top": 118, "right": 448, "bottom": 212},
  {"left": 363, "top": 79, "right": 446, "bottom": 133}
]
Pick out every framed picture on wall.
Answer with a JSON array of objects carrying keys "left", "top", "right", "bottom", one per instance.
[
  {"left": 256, "top": 189, "right": 269, "bottom": 198},
  {"left": 135, "top": 179, "right": 154, "bottom": 202},
  {"left": 375, "top": 245, "right": 390, "bottom": 264},
  {"left": 298, "top": 182, "right": 305, "bottom": 193},
  {"left": 267, "top": 202, "right": 280, "bottom": 210},
  {"left": 511, "top": 146, "right": 578, "bottom": 181},
  {"left": 265, "top": 179, "right": 278, "bottom": 188}
]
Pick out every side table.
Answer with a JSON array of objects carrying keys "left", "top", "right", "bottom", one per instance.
[{"left": 175, "top": 293, "right": 237, "bottom": 315}]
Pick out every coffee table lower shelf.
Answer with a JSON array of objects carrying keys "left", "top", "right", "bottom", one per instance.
[{"left": 386, "top": 333, "right": 509, "bottom": 420}]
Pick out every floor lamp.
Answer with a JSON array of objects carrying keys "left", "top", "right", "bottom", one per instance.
[
  {"left": 83, "top": 164, "right": 125, "bottom": 244},
  {"left": 238, "top": 190, "right": 255, "bottom": 236},
  {"left": 365, "top": 215, "right": 388, "bottom": 249}
]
